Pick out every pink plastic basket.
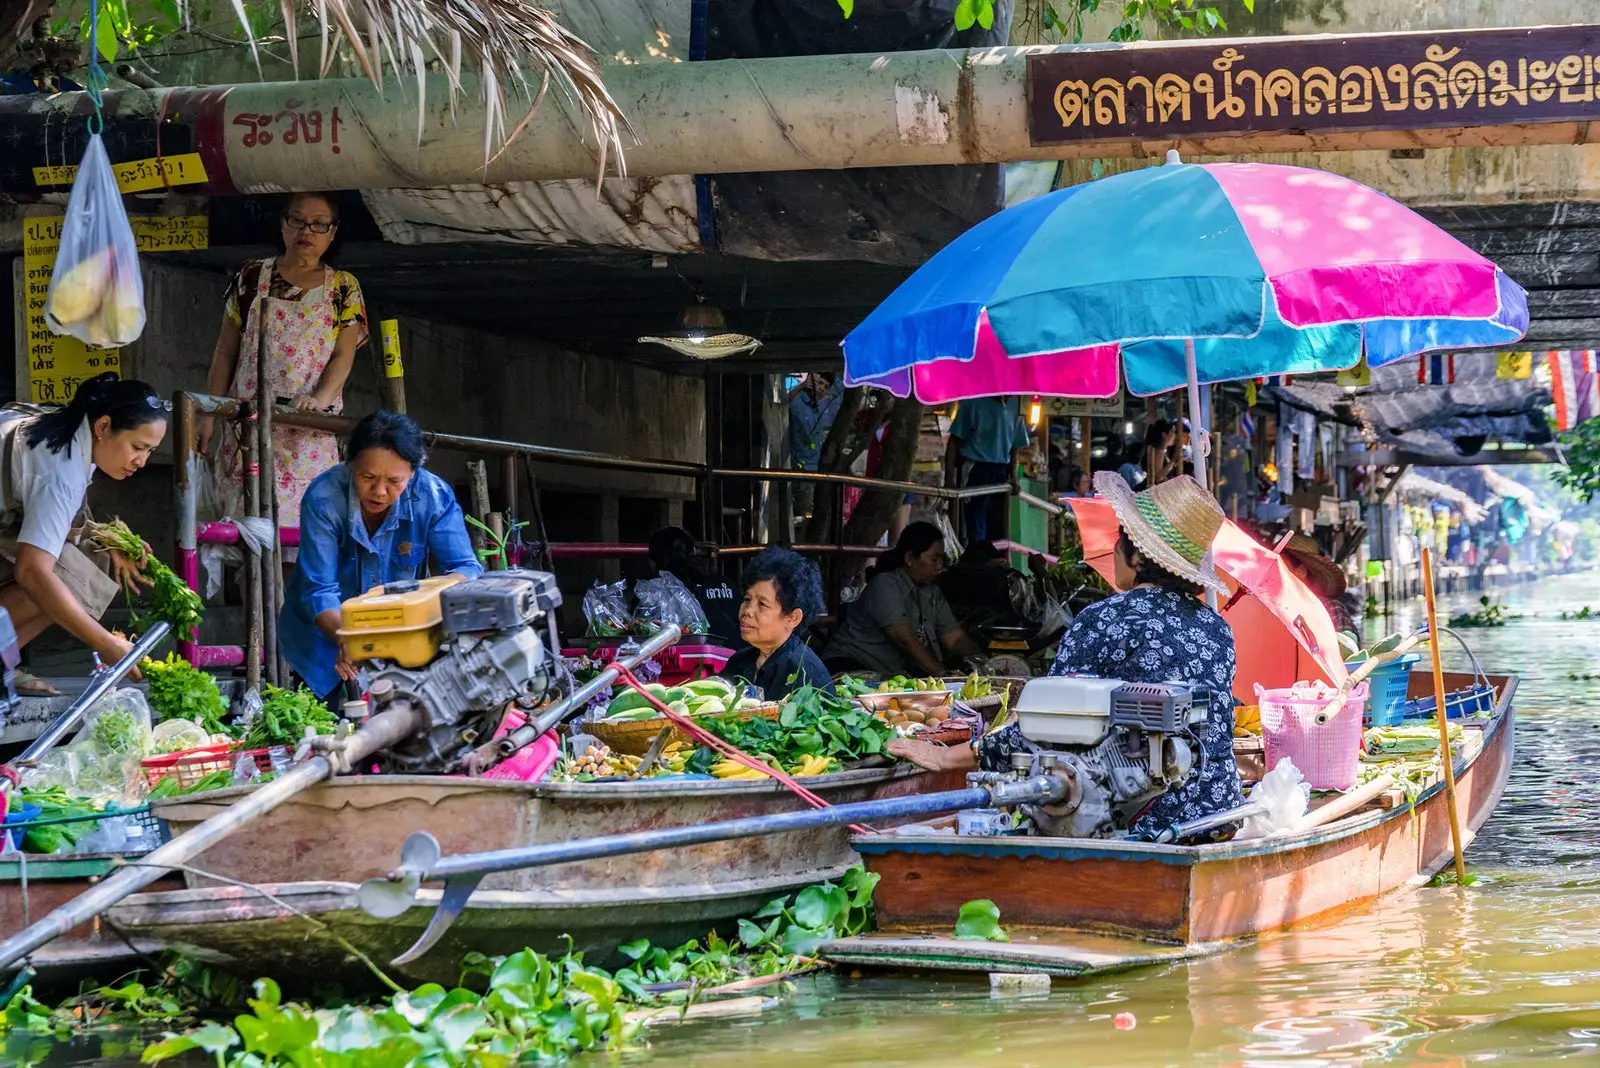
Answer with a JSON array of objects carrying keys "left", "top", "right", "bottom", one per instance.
[{"left": 1256, "top": 682, "right": 1369, "bottom": 791}]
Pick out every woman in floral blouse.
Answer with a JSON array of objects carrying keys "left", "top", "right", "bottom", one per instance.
[
  {"left": 199, "top": 192, "right": 368, "bottom": 530},
  {"left": 889, "top": 473, "right": 1244, "bottom": 841}
]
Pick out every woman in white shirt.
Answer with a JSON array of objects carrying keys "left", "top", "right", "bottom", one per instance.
[{"left": 0, "top": 373, "right": 168, "bottom": 692}]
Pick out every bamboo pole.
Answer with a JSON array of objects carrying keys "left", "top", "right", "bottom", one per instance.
[{"left": 1421, "top": 547, "right": 1469, "bottom": 885}]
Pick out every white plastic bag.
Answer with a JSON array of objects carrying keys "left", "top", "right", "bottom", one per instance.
[
  {"left": 634, "top": 572, "right": 709, "bottom": 636},
  {"left": 1235, "top": 758, "right": 1312, "bottom": 840},
  {"left": 44, "top": 134, "right": 146, "bottom": 347}
]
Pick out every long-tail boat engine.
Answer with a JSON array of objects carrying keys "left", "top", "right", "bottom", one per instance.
[
  {"left": 971, "top": 678, "right": 1210, "bottom": 838},
  {"left": 336, "top": 571, "right": 564, "bottom": 773}
]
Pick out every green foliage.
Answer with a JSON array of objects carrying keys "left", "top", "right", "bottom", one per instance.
[
  {"left": 1553, "top": 417, "right": 1600, "bottom": 503},
  {"left": 699, "top": 685, "right": 897, "bottom": 767},
  {"left": 84, "top": 520, "right": 204, "bottom": 637},
  {"left": 241, "top": 685, "right": 338, "bottom": 749},
  {"left": 953, "top": 899, "right": 1009, "bottom": 942},
  {"left": 463, "top": 515, "right": 528, "bottom": 569},
  {"left": 1036, "top": 0, "right": 1249, "bottom": 44},
  {"left": 1449, "top": 595, "right": 1516, "bottom": 629},
  {"left": 142, "top": 653, "right": 233, "bottom": 737},
  {"left": 14, "top": 787, "right": 99, "bottom": 854}
]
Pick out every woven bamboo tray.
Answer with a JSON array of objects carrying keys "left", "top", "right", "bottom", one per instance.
[{"left": 588, "top": 703, "right": 781, "bottom": 756}]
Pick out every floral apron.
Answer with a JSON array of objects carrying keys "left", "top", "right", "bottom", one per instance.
[{"left": 217, "top": 257, "right": 344, "bottom": 530}]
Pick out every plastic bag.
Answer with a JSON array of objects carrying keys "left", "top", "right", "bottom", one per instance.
[
  {"left": 1234, "top": 758, "right": 1312, "bottom": 840},
  {"left": 44, "top": 135, "right": 146, "bottom": 347},
  {"left": 582, "top": 580, "right": 633, "bottom": 637},
  {"left": 67, "top": 687, "right": 154, "bottom": 806},
  {"left": 634, "top": 572, "right": 709, "bottom": 636}
]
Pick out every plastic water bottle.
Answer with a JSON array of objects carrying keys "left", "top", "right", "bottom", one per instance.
[{"left": 267, "top": 746, "right": 292, "bottom": 774}]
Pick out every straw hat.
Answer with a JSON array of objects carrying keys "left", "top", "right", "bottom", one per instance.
[
  {"left": 1093, "top": 471, "right": 1228, "bottom": 595},
  {"left": 1280, "top": 533, "right": 1347, "bottom": 599}
]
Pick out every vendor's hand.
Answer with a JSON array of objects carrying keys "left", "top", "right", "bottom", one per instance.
[
  {"left": 334, "top": 642, "right": 359, "bottom": 683},
  {"left": 292, "top": 392, "right": 336, "bottom": 413},
  {"left": 107, "top": 547, "right": 152, "bottom": 593},
  {"left": 887, "top": 737, "right": 963, "bottom": 773},
  {"left": 101, "top": 634, "right": 142, "bottom": 680}
]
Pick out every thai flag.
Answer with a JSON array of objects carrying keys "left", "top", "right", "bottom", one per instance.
[
  {"left": 1418, "top": 353, "right": 1456, "bottom": 385},
  {"left": 1549, "top": 350, "right": 1600, "bottom": 430},
  {"left": 1239, "top": 410, "right": 1255, "bottom": 445}
]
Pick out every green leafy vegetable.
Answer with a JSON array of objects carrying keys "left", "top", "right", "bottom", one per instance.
[
  {"left": 15, "top": 787, "right": 99, "bottom": 854},
  {"left": 699, "top": 685, "right": 896, "bottom": 768},
  {"left": 90, "top": 706, "right": 140, "bottom": 753},
  {"left": 142, "top": 653, "right": 232, "bottom": 738},
  {"left": 84, "top": 519, "right": 204, "bottom": 636},
  {"left": 240, "top": 685, "right": 337, "bottom": 749}
]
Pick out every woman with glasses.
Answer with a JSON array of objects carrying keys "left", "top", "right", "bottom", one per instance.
[
  {"left": 200, "top": 192, "right": 368, "bottom": 529},
  {"left": 0, "top": 374, "right": 168, "bottom": 693}
]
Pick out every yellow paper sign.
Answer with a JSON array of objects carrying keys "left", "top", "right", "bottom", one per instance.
[
  {"left": 380, "top": 320, "right": 404, "bottom": 378},
  {"left": 22, "top": 217, "right": 120, "bottom": 404},
  {"left": 1497, "top": 350, "right": 1533, "bottom": 380},
  {"left": 33, "top": 152, "right": 209, "bottom": 193},
  {"left": 1335, "top": 355, "right": 1371, "bottom": 388},
  {"left": 130, "top": 215, "right": 209, "bottom": 253}
]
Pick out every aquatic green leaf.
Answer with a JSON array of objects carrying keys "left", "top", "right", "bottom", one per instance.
[
  {"left": 250, "top": 977, "right": 282, "bottom": 1011},
  {"left": 457, "top": 952, "right": 495, "bottom": 987},
  {"left": 392, "top": 984, "right": 447, "bottom": 1026},
  {"left": 792, "top": 883, "right": 848, "bottom": 929},
  {"left": 141, "top": 1033, "right": 201, "bottom": 1063},
  {"left": 782, "top": 923, "right": 836, "bottom": 957},
  {"left": 753, "top": 895, "right": 787, "bottom": 919},
  {"left": 617, "top": 938, "right": 650, "bottom": 961},
  {"left": 953, "top": 899, "right": 1010, "bottom": 942},
  {"left": 429, "top": 1005, "right": 488, "bottom": 1053},
  {"left": 737, "top": 918, "right": 768, "bottom": 947}
]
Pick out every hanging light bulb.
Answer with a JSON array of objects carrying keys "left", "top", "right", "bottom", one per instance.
[{"left": 1028, "top": 394, "right": 1043, "bottom": 429}]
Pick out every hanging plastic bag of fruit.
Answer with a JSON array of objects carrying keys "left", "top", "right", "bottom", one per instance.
[{"left": 44, "top": 134, "right": 145, "bottom": 347}]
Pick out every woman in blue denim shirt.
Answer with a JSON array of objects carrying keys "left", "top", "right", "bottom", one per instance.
[{"left": 280, "top": 411, "right": 482, "bottom": 699}]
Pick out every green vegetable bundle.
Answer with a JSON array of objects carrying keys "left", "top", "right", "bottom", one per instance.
[
  {"left": 241, "top": 685, "right": 337, "bottom": 749},
  {"left": 142, "top": 652, "right": 232, "bottom": 737},
  {"left": 15, "top": 786, "right": 99, "bottom": 853},
  {"left": 695, "top": 685, "right": 896, "bottom": 769},
  {"left": 83, "top": 519, "right": 204, "bottom": 635}
]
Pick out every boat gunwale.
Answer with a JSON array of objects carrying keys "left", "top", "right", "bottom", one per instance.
[{"left": 850, "top": 672, "right": 1516, "bottom": 867}]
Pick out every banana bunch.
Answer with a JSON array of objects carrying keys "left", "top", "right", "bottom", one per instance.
[
  {"left": 787, "top": 754, "right": 836, "bottom": 777},
  {"left": 1233, "top": 704, "right": 1262, "bottom": 738},
  {"left": 712, "top": 758, "right": 773, "bottom": 780}
]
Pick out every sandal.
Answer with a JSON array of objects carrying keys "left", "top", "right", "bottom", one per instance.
[{"left": 14, "top": 671, "right": 62, "bottom": 698}]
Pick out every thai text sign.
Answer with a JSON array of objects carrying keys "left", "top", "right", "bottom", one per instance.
[
  {"left": 1027, "top": 25, "right": 1600, "bottom": 145},
  {"left": 33, "top": 153, "right": 209, "bottom": 193}
]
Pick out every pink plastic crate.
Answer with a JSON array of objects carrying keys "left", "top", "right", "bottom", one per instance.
[
  {"left": 1256, "top": 682, "right": 1369, "bottom": 791},
  {"left": 562, "top": 642, "right": 734, "bottom": 686}
]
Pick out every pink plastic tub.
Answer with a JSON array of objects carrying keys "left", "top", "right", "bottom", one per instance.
[
  {"left": 481, "top": 710, "right": 561, "bottom": 782},
  {"left": 1256, "top": 681, "right": 1370, "bottom": 791}
]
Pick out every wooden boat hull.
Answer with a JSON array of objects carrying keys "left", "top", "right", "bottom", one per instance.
[
  {"left": 0, "top": 854, "right": 182, "bottom": 987},
  {"left": 108, "top": 765, "right": 959, "bottom": 984},
  {"left": 824, "top": 672, "right": 1515, "bottom": 976}
]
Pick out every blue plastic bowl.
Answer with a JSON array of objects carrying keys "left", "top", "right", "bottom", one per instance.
[{"left": 3, "top": 802, "right": 42, "bottom": 852}]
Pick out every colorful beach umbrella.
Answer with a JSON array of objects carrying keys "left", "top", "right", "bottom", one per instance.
[{"left": 843, "top": 154, "right": 1528, "bottom": 405}]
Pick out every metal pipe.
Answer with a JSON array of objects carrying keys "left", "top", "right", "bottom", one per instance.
[
  {"left": 172, "top": 393, "right": 202, "bottom": 664},
  {"left": 713, "top": 467, "right": 1010, "bottom": 500},
  {"left": 0, "top": 704, "right": 419, "bottom": 971},
  {"left": 8, "top": 33, "right": 1591, "bottom": 196},
  {"left": 4, "top": 623, "right": 171, "bottom": 785},
  {"left": 492, "top": 625, "right": 681, "bottom": 760},
  {"left": 501, "top": 454, "right": 519, "bottom": 531},
  {"left": 1016, "top": 490, "right": 1063, "bottom": 516}
]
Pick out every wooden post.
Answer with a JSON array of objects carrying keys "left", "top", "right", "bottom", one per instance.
[
  {"left": 467, "top": 460, "right": 491, "bottom": 558},
  {"left": 1420, "top": 547, "right": 1469, "bottom": 886},
  {"left": 1077, "top": 416, "right": 1092, "bottom": 475},
  {"left": 379, "top": 319, "right": 407, "bottom": 413}
]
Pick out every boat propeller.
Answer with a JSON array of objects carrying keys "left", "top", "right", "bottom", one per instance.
[{"left": 359, "top": 776, "right": 1067, "bottom": 966}]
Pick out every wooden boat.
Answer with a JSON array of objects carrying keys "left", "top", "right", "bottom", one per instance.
[
  {"left": 822, "top": 671, "right": 1516, "bottom": 978},
  {"left": 0, "top": 853, "right": 182, "bottom": 989},
  {"left": 105, "top": 764, "right": 961, "bottom": 986}
]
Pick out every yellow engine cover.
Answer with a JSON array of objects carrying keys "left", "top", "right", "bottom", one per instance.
[{"left": 336, "top": 575, "right": 463, "bottom": 667}]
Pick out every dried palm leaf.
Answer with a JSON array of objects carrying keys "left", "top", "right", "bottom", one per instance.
[{"left": 213, "top": 0, "right": 630, "bottom": 181}]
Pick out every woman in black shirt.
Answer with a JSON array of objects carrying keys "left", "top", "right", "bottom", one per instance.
[{"left": 721, "top": 547, "right": 834, "bottom": 700}]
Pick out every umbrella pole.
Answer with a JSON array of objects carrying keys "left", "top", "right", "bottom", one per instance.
[{"left": 1184, "top": 338, "right": 1209, "bottom": 493}]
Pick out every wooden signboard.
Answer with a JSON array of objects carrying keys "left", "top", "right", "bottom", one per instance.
[{"left": 1028, "top": 24, "right": 1600, "bottom": 146}]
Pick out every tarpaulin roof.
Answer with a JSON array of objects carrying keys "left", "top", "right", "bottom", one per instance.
[{"left": 1267, "top": 350, "right": 1552, "bottom": 462}]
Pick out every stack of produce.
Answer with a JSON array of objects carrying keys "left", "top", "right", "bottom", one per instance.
[
  {"left": 601, "top": 677, "right": 759, "bottom": 721},
  {"left": 1234, "top": 704, "right": 1262, "bottom": 737},
  {"left": 84, "top": 520, "right": 204, "bottom": 636},
  {"left": 141, "top": 653, "right": 233, "bottom": 739},
  {"left": 695, "top": 686, "right": 895, "bottom": 777}
]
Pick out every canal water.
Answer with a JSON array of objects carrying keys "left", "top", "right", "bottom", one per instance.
[
  {"left": 621, "top": 572, "right": 1600, "bottom": 1067},
  {"left": 22, "top": 573, "right": 1600, "bottom": 1067}
]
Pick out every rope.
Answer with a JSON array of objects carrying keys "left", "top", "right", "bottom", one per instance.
[
  {"left": 607, "top": 664, "right": 872, "bottom": 835},
  {"left": 85, "top": 0, "right": 110, "bottom": 136}
]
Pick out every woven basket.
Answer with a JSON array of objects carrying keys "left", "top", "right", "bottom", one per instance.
[{"left": 588, "top": 703, "right": 781, "bottom": 756}]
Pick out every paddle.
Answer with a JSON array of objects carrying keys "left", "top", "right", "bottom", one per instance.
[{"left": 1421, "top": 547, "right": 1469, "bottom": 885}]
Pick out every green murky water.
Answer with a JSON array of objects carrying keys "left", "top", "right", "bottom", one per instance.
[{"left": 27, "top": 573, "right": 1600, "bottom": 1067}]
